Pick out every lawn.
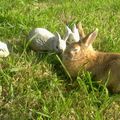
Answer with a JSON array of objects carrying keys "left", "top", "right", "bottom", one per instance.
[{"left": 0, "top": 0, "right": 120, "bottom": 119}]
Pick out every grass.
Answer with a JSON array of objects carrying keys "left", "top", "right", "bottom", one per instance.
[{"left": 1, "top": 0, "right": 120, "bottom": 119}]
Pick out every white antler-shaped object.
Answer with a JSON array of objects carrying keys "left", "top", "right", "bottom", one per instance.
[
  {"left": 72, "top": 24, "right": 80, "bottom": 41},
  {"left": 64, "top": 24, "right": 80, "bottom": 43},
  {"left": 64, "top": 26, "right": 72, "bottom": 41}
]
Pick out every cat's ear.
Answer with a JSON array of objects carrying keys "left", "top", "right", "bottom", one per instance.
[{"left": 82, "top": 28, "right": 98, "bottom": 47}]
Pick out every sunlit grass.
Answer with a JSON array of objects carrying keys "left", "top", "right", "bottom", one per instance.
[{"left": 1, "top": 0, "right": 120, "bottom": 119}]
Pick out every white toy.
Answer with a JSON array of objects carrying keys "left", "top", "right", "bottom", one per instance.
[
  {"left": 0, "top": 41, "right": 9, "bottom": 57},
  {"left": 28, "top": 28, "right": 69, "bottom": 53},
  {"left": 64, "top": 24, "right": 80, "bottom": 43}
]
